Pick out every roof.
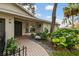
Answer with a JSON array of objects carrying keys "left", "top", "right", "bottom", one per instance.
[
  {"left": 15, "top": 3, "right": 51, "bottom": 24},
  {"left": 15, "top": 3, "right": 35, "bottom": 17},
  {"left": 16, "top": 4, "right": 60, "bottom": 25}
]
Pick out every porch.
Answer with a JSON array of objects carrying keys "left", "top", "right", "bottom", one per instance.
[{"left": 14, "top": 18, "right": 43, "bottom": 37}]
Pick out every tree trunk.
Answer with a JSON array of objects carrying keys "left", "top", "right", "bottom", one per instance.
[{"left": 50, "top": 3, "right": 58, "bottom": 32}]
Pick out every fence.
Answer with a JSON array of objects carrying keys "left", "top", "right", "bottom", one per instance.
[{"left": 4, "top": 46, "right": 27, "bottom": 56}]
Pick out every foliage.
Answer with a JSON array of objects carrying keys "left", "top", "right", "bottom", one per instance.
[
  {"left": 50, "top": 50, "right": 79, "bottom": 56},
  {"left": 31, "top": 33, "right": 36, "bottom": 38},
  {"left": 19, "top": 3, "right": 35, "bottom": 14},
  {"left": 63, "top": 3, "right": 79, "bottom": 28},
  {"left": 51, "top": 28, "right": 79, "bottom": 49},
  {"left": 6, "top": 37, "right": 17, "bottom": 53},
  {"left": 41, "top": 28, "right": 49, "bottom": 40},
  {"left": 32, "top": 28, "right": 50, "bottom": 40},
  {"left": 64, "top": 3, "right": 79, "bottom": 18},
  {"left": 36, "top": 32, "right": 42, "bottom": 36}
]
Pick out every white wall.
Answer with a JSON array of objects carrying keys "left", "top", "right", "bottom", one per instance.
[
  {"left": 22, "top": 21, "right": 27, "bottom": 35},
  {"left": 0, "top": 13, "right": 14, "bottom": 40}
]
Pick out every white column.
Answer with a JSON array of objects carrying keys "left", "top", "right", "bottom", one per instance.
[
  {"left": 28, "top": 22, "right": 31, "bottom": 32},
  {"left": 5, "top": 16, "right": 14, "bottom": 40},
  {"left": 22, "top": 21, "right": 26, "bottom": 35}
]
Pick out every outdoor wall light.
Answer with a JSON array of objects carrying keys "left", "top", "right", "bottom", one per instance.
[{"left": 9, "top": 19, "right": 11, "bottom": 23}]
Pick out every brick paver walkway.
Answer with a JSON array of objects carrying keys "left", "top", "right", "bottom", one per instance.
[{"left": 16, "top": 36, "right": 49, "bottom": 56}]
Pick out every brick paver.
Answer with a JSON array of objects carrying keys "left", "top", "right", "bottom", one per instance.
[{"left": 16, "top": 36, "right": 49, "bottom": 56}]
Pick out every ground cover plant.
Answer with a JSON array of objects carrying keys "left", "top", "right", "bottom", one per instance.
[
  {"left": 50, "top": 28, "right": 79, "bottom": 56},
  {"left": 51, "top": 28, "right": 79, "bottom": 49},
  {"left": 5, "top": 38, "right": 17, "bottom": 54}
]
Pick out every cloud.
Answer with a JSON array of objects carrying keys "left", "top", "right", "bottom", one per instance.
[
  {"left": 46, "top": 16, "right": 62, "bottom": 23},
  {"left": 45, "top": 16, "right": 65, "bottom": 28},
  {"left": 45, "top": 5, "right": 54, "bottom": 11},
  {"left": 46, "top": 16, "right": 63, "bottom": 24},
  {"left": 35, "top": 13, "right": 41, "bottom": 17},
  {"left": 46, "top": 16, "right": 52, "bottom": 21},
  {"left": 56, "top": 19, "right": 62, "bottom": 24},
  {"left": 47, "top": 16, "right": 51, "bottom": 19}
]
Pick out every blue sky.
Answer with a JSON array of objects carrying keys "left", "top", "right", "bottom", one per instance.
[{"left": 35, "top": 3, "right": 68, "bottom": 24}]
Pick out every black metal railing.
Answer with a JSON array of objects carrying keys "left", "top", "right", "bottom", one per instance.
[{"left": 4, "top": 46, "right": 27, "bottom": 56}]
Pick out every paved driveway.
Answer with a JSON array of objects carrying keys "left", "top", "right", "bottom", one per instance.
[{"left": 16, "top": 36, "right": 49, "bottom": 56}]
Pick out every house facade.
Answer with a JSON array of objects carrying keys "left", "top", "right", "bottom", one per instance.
[
  {"left": 0, "top": 3, "right": 53, "bottom": 41},
  {"left": 0, "top": 3, "right": 60, "bottom": 41}
]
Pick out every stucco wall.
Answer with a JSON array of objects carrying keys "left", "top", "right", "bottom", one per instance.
[
  {"left": 0, "top": 12, "right": 51, "bottom": 41},
  {"left": 0, "top": 13, "right": 14, "bottom": 40},
  {"left": 22, "top": 21, "right": 43, "bottom": 35}
]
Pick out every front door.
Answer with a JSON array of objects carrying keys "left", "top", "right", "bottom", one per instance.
[
  {"left": 14, "top": 21, "right": 22, "bottom": 37},
  {"left": 0, "top": 18, "right": 5, "bottom": 55}
]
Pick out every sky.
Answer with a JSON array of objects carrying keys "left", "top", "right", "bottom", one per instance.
[{"left": 34, "top": 3, "right": 68, "bottom": 25}]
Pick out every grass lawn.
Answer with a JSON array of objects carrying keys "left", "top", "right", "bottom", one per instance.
[{"left": 50, "top": 49, "right": 79, "bottom": 56}]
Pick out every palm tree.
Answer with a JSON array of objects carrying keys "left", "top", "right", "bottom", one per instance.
[
  {"left": 74, "top": 4, "right": 79, "bottom": 22},
  {"left": 63, "top": 6, "right": 74, "bottom": 27},
  {"left": 63, "top": 3, "right": 79, "bottom": 28},
  {"left": 50, "top": 3, "right": 58, "bottom": 32},
  {"left": 64, "top": 7, "right": 71, "bottom": 18},
  {"left": 62, "top": 17, "right": 72, "bottom": 27}
]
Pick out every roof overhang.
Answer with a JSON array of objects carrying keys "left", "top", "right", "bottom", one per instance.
[{"left": 0, "top": 3, "right": 52, "bottom": 24}]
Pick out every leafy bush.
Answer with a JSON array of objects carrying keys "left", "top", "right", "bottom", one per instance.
[
  {"left": 6, "top": 37, "right": 17, "bottom": 53},
  {"left": 36, "top": 32, "right": 42, "bottom": 36},
  {"left": 51, "top": 28, "right": 79, "bottom": 49},
  {"left": 32, "top": 28, "right": 50, "bottom": 40},
  {"left": 40, "top": 28, "right": 49, "bottom": 40},
  {"left": 50, "top": 50, "right": 79, "bottom": 56},
  {"left": 31, "top": 33, "right": 36, "bottom": 38}
]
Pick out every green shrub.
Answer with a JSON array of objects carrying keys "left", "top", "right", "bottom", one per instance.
[
  {"left": 50, "top": 50, "right": 79, "bottom": 56},
  {"left": 36, "top": 32, "right": 42, "bottom": 36},
  {"left": 31, "top": 33, "right": 36, "bottom": 38},
  {"left": 34, "top": 28, "right": 49, "bottom": 40},
  {"left": 51, "top": 28, "right": 79, "bottom": 49},
  {"left": 6, "top": 37, "right": 17, "bottom": 53},
  {"left": 41, "top": 28, "right": 49, "bottom": 40}
]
